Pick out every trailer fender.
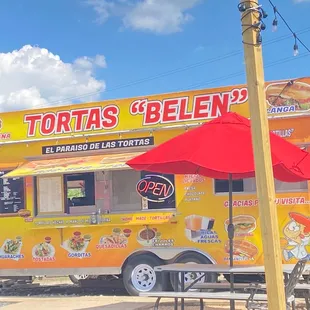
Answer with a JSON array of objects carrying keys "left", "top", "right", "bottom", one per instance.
[{"left": 121, "top": 247, "right": 216, "bottom": 272}]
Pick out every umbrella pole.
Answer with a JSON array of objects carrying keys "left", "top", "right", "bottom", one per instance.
[{"left": 228, "top": 173, "right": 235, "bottom": 310}]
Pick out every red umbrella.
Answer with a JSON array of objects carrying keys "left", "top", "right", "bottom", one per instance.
[
  {"left": 127, "top": 112, "right": 310, "bottom": 182},
  {"left": 126, "top": 112, "right": 310, "bottom": 292}
]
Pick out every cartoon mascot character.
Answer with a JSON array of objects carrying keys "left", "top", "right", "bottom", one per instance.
[{"left": 281, "top": 212, "right": 310, "bottom": 261}]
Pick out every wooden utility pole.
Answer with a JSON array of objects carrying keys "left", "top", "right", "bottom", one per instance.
[{"left": 240, "top": 1, "right": 286, "bottom": 310}]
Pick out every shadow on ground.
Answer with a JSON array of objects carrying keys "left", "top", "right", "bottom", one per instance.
[
  {"left": 78, "top": 301, "right": 246, "bottom": 310},
  {"left": 0, "top": 284, "right": 128, "bottom": 297}
]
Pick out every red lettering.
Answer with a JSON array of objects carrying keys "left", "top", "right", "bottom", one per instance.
[
  {"left": 179, "top": 98, "right": 192, "bottom": 121},
  {"left": 162, "top": 184, "right": 172, "bottom": 197},
  {"left": 41, "top": 113, "right": 56, "bottom": 135},
  {"left": 85, "top": 107, "right": 101, "bottom": 130},
  {"left": 102, "top": 105, "right": 118, "bottom": 129},
  {"left": 137, "top": 180, "right": 147, "bottom": 193},
  {"left": 211, "top": 93, "right": 230, "bottom": 117},
  {"left": 138, "top": 180, "right": 173, "bottom": 198},
  {"left": 71, "top": 109, "right": 89, "bottom": 131},
  {"left": 153, "top": 183, "right": 163, "bottom": 196},
  {"left": 56, "top": 111, "right": 71, "bottom": 134},
  {"left": 146, "top": 181, "right": 156, "bottom": 192},
  {"left": 193, "top": 95, "right": 211, "bottom": 119},
  {"left": 24, "top": 114, "right": 42, "bottom": 137},
  {"left": 0, "top": 133, "right": 10, "bottom": 139},
  {"left": 144, "top": 101, "right": 161, "bottom": 125},
  {"left": 162, "top": 99, "right": 178, "bottom": 122}
]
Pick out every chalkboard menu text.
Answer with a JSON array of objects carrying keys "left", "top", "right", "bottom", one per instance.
[{"left": 0, "top": 171, "right": 25, "bottom": 214}]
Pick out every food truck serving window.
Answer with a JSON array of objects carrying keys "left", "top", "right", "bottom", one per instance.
[
  {"left": 214, "top": 178, "right": 308, "bottom": 194},
  {"left": 96, "top": 170, "right": 176, "bottom": 213},
  {"left": 0, "top": 170, "right": 25, "bottom": 216},
  {"left": 35, "top": 169, "right": 176, "bottom": 216},
  {"left": 65, "top": 173, "right": 95, "bottom": 207}
]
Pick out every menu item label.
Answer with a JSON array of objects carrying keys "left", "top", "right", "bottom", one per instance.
[
  {"left": 62, "top": 231, "right": 92, "bottom": 259},
  {"left": 0, "top": 171, "right": 25, "bottom": 214},
  {"left": 0, "top": 237, "right": 24, "bottom": 261},
  {"left": 136, "top": 227, "right": 174, "bottom": 247},
  {"left": 97, "top": 228, "right": 131, "bottom": 249},
  {"left": 185, "top": 215, "right": 221, "bottom": 244},
  {"left": 181, "top": 175, "right": 207, "bottom": 203},
  {"left": 32, "top": 237, "right": 56, "bottom": 262}
]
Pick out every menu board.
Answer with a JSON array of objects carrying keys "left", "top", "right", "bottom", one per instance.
[
  {"left": 38, "top": 176, "right": 63, "bottom": 214},
  {"left": 0, "top": 170, "right": 25, "bottom": 214}
]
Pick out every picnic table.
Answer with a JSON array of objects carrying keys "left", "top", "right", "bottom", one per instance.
[{"left": 140, "top": 263, "right": 310, "bottom": 310}]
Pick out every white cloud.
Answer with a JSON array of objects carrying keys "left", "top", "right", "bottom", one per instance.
[
  {"left": 294, "top": 0, "right": 310, "bottom": 2},
  {"left": 0, "top": 45, "right": 106, "bottom": 112},
  {"left": 87, "top": 0, "right": 202, "bottom": 34},
  {"left": 87, "top": 0, "right": 118, "bottom": 23}
]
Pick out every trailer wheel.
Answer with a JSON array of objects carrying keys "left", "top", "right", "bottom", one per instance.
[
  {"left": 169, "top": 252, "right": 217, "bottom": 291},
  {"left": 123, "top": 254, "right": 168, "bottom": 296},
  {"left": 69, "top": 274, "right": 90, "bottom": 285}
]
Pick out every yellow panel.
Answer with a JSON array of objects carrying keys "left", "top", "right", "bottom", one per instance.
[{"left": 2, "top": 152, "right": 142, "bottom": 178}]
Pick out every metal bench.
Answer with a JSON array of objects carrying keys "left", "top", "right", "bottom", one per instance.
[
  {"left": 139, "top": 291, "right": 268, "bottom": 310},
  {"left": 192, "top": 281, "right": 310, "bottom": 307},
  {"left": 245, "top": 259, "right": 307, "bottom": 310},
  {"left": 192, "top": 282, "right": 250, "bottom": 290},
  {"left": 140, "top": 260, "right": 307, "bottom": 310}
]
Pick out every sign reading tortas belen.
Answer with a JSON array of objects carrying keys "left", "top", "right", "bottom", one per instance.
[{"left": 0, "top": 77, "right": 306, "bottom": 142}]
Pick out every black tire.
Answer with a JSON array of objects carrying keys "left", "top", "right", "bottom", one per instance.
[
  {"left": 303, "top": 275, "right": 310, "bottom": 283},
  {"left": 69, "top": 275, "right": 90, "bottom": 285},
  {"left": 223, "top": 274, "right": 265, "bottom": 283},
  {"left": 169, "top": 252, "right": 217, "bottom": 291},
  {"left": 122, "top": 254, "right": 169, "bottom": 296}
]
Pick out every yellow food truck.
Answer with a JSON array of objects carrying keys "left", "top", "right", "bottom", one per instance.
[{"left": 0, "top": 77, "right": 309, "bottom": 295}]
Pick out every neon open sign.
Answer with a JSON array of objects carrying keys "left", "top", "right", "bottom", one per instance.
[{"left": 136, "top": 174, "right": 175, "bottom": 203}]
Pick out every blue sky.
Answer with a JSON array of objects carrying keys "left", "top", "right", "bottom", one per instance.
[{"left": 0, "top": 0, "right": 309, "bottom": 110}]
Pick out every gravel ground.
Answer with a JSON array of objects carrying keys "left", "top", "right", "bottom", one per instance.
[
  {"left": 0, "top": 277, "right": 126, "bottom": 297},
  {"left": 0, "top": 278, "right": 307, "bottom": 309}
]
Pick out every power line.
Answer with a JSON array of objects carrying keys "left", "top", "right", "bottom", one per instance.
[
  {"left": 175, "top": 52, "right": 310, "bottom": 92},
  {"left": 268, "top": 0, "right": 310, "bottom": 54},
  {"left": 34, "top": 27, "right": 310, "bottom": 108}
]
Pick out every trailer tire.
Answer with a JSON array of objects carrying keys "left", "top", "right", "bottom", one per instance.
[
  {"left": 169, "top": 252, "right": 217, "bottom": 291},
  {"left": 69, "top": 275, "right": 90, "bottom": 285},
  {"left": 303, "top": 275, "right": 309, "bottom": 283},
  {"left": 123, "top": 254, "right": 168, "bottom": 296}
]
